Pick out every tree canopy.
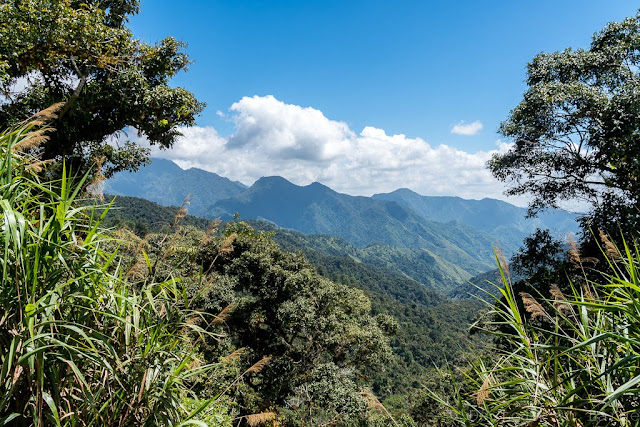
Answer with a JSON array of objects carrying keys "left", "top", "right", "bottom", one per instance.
[
  {"left": 0, "top": 0, "right": 204, "bottom": 176},
  {"left": 489, "top": 13, "right": 640, "bottom": 238},
  {"left": 190, "top": 223, "right": 395, "bottom": 424}
]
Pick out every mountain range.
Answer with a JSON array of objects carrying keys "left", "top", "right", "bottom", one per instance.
[
  {"left": 372, "top": 188, "right": 577, "bottom": 250},
  {"left": 105, "top": 157, "right": 578, "bottom": 283}
]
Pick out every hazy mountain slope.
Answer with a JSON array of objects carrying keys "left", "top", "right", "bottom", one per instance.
[
  {"left": 104, "top": 158, "right": 247, "bottom": 217},
  {"left": 372, "top": 188, "right": 578, "bottom": 247},
  {"left": 211, "top": 177, "right": 500, "bottom": 274},
  {"left": 255, "top": 222, "right": 473, "bottom": 293}
]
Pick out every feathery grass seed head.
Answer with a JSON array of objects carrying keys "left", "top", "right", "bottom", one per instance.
[
  {"left": 245, "top": 412, "right": 276, "bottom": 426},
  {"left": 568, "top": 234, "right": 582, "bottom": 266},
  {"left": 246, "top": 356, "right": 271, "bottom": 374},
  {"left": 476, "top": 373, "right": 494, "bottom": 405},
  {"left": 213, "top": 303, "right": 235, "bottom": 325},
  {"left": 520, "top": 292, "right": 550, "bottom": 320},
  {"left": 599, "top": 230, "right": 620, "bottom": 260}
]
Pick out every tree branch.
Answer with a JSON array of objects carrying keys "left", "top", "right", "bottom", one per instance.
[{"left": 58, "top": 57, "right": 87, "bottom": 120}]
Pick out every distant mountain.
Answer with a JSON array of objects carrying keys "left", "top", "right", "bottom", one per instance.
[
  {"left": 104, "top": 158, "right": 576, "bottom": 280},
  {"left": 372, "top": 188, "right": 578, "bottom": 249},
  {"left": 210, "top": 176, "right": 502, "bottom": 275},
  {"left": 104, "top": 158, "right": 247, "bottom": 217}
]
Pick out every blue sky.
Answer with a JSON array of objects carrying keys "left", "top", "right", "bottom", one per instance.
[{"left": 128, "top": 1, "right": 638, "bottom": 204}]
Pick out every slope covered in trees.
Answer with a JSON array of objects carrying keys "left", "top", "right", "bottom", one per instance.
[{"left": 99, "top": 194, "right": 486, "bottom": 405}]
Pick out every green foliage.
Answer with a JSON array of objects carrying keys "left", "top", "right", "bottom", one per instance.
[
  {"left": 97, "top": 195, "right": 487, "bottom": 416},
  {"left": 0, "top": 1, "right": 204, "bottom": 176},
  {"left": 489, "top": 13, "right": 640, "bottom": 240},
  {"left": 433, "top": 15, "right": 640, "bottom": 424},
  {"left": 195, "top": 223, "right": 395, "bottom": 424},
  {"left": 252, "top": 222, "right": 486, "bottom": 408},
  {"left": 428, "top": 238, "right": 640, "bottom": 426},
  {"left": 0, "top": 120, "right": 222, "bottom": 425},
  {"left": 104, "top": 216, "right": 398, "bottom": 424}
]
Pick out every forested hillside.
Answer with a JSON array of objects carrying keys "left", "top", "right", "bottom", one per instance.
[{"left": 100, "top": 194, "right": 487, "bottom": 406}]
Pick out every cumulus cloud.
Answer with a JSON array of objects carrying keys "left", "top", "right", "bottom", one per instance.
[
  {"left": 451, "top": 120, "right": 483, "bottom": 136},
  {"left": 141, "top": 96, "right": 520, "bottom": 203},
  {"left": 226, "top": 95, "right": 354, "bottom": 161}
]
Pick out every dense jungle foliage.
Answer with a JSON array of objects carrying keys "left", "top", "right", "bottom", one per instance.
[{"left": 100, "top": 194, "right": 487, "bottom": 411}]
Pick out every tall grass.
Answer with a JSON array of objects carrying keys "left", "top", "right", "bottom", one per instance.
[
  {"left": 430, "top": 239, "right": 640, "bottom": 426},
  {"left": 0, "top": 114, "right": 217, "bottom": 425}
]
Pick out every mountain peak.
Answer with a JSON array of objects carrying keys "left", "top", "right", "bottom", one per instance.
[
  {"left": 105, "top": 158, "right": 247, "bottom": 216},
  {"left": 253, "top": 176, "right": 296, "bottom": 188},
  {"left": 147, "top": 157, "right": 185, "bottom": 173},
  {"left": 306, "top": 181, "right": 335, "bottom": 193},
  {"left": 389, "top": 188, "right": 420, "bottom": 196}
]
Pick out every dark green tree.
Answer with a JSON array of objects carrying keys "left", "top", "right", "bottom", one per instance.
[
  {"left": 0, "top": 0, "right": 204, "bottom": 176},
  {"left": 483, "top": 15, "right": 640, "bottom": 375},
  {"left": 489, "top": 12, "right": 640, "bottom": 245},
  {"left": 194, "top": 223, "right": 394, "bottom": 424}
]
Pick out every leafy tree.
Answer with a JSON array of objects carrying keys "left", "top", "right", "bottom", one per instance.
[
  {"left": 489, "top": 13, "right": 640, "bottom": 242},
  {"left": 0, "top": 0, "right": 204, "bottom": 176},
  {"left": 194, "top": 222, "right": 395, "bottom": 424},
  {"left": 509, "top": 229, "right": 566, "bottom": 280},
  {"left": 112, "top": 218, "right": 397, "bottom": 424}
]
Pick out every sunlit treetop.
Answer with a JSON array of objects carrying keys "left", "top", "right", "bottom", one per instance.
[
  {"left": 0, "top": 0, "right": 204, "bottom": 176},
  {"left": 490, "top": 13, "right": 640, "bottom": 232}
]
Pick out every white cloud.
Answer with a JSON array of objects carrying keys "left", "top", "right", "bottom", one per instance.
[
  {"left": 141, "top": 96, "right": 522, "bottom": 203},
  {"left": 451, "top": 120, "right": 483, "bottom": 136},
  {"left": 226, "top": 95, "right": 353, "bottom": 161}
]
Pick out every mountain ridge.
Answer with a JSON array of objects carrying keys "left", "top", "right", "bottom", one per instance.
[
  {"left": 104, "top": 157, "right": 247, "bottom": 217},
  {"left": 105, "top": 158, "right": 578, "bottom": 280},
  {"left": 372, "top": 187, "right": 578, "bottom": 241},
  {"left": 209, "top": 175, "right": 500, "bottom": 275}
]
